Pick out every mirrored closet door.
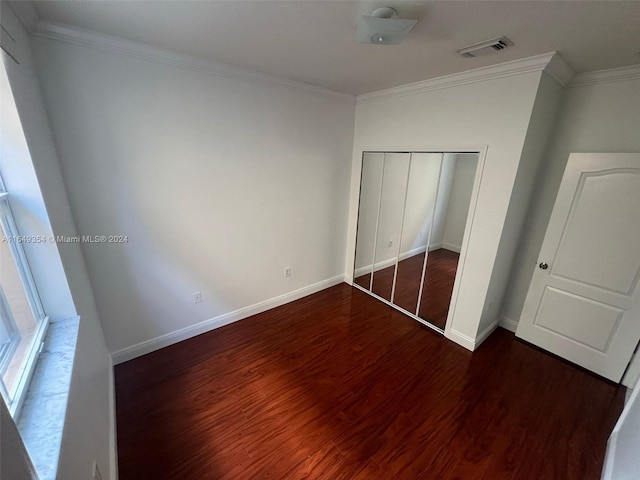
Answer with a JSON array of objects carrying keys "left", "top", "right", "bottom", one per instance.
[{"left": 353, "top": 151, "right": 479, "bottom": 332}]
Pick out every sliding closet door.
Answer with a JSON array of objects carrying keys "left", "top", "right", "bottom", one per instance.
[
  {"left": 371, "top": 153, "right": 410, "bottom": 302},
  {"left": 392, "top": 153, "right": 443, "bottom": 314},
  {"left": 418, "top": 153, "right": 478, "bottom": 329},
  {"left": 353, "top": 150, "right": 479, "bottom": 333},
  {"left": 354, "top": 153, "right": 384, "bottom": 290}
]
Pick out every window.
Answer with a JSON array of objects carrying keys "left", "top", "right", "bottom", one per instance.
[{"left": 0, "top": 177, "right": 48, "bottom": 418}]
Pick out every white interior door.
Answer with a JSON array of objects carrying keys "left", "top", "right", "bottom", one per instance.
[{"left": 516, "top": 153, "right": 640, "bottom": 382}]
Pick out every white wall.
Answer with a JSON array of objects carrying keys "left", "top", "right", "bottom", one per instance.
[
  {"left": 602, "top": 384, "right": 640, "bottom": 480},
  {"left": 478, "top": 72, "right": 564, "bottom": 337},
  {"left": 1, "top": 3, "right": 115, "bottom": 479},
  {"left": 429, "top": 154, "right": 455, "bottom": 249},
  {"left": 501, "top": 75, "right": 640, "bottom": 328},
  {"left": 346, "top": 68, "right": 545, "bottom": 348},
  {"left": 32, "top": 32, "right": 356, "bottom": 356},
  {"left": 373, "top": 153, "right": 411, "bottom": 267},
  {"left": 353, "top": 152, "right": 383, "bottom": 273},
  {"left": 1, "top": 55, "right": 75, "bottom": 321},
  {"left": 392, "top": 153, "right": 443, "bottom": 257},
  {"left": 442, "top": 154, "right": 478, "bottom": 252}
]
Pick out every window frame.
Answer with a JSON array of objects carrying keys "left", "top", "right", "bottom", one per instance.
[{"left": 0, "top": 186, "right": 49, "bottom": 418}]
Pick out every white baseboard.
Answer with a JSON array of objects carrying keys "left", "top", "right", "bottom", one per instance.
[
  {"left": 354, "top": 257, "right": 397, "bottom": 277},
  {"left": 445, "top": 328, "right": 475, "bottom": 351},
  {"left": 499, "top": 316, "right": 519, "bottom": 333},
  {"left": 111, "top": 274, "right": 345, "bottom": 365},
  {"left": 399, "top": 245, "right": 428, "bottom": 261},
  {"left": 475, "top": 319, "right": 499, "bottom": 348},
  {"left": 445, "top": 319, "right": 499, "bottom": 352},
  {"left": 442, "top": 242, "right": 462, "bottom": 253},
  {"left": 428, "top": 242, "right": 443, "bottom": 252},
  {"left": 354, "top": 245, "right": 429, "bottom": 277}
]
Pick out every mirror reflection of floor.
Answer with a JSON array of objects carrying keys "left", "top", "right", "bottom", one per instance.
[{"left": 354, "top": 248, "right": 459, "bottom": 329}]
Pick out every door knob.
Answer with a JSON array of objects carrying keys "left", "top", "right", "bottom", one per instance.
[{"left": 539, "top": 262, "right": 548, "bottom": 270}]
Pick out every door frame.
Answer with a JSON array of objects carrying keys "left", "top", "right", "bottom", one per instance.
[{"left": 347, "top": 144, "right": 488, "bottom": 334}]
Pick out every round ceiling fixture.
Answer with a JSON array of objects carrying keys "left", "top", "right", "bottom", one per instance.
[
  {"left": 355, "top": 7, "right": 417, "bottom": 46},
  {"left": 371, "top": 7, "right": 397, "bottom": 19}
]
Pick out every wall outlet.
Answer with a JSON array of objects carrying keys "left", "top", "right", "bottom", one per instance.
[
  {"left": 193, "top": 291, "right": 202, "bottom": 304},
  {"left": 388, "top": 239, "right": 393, "bottom": 248},
  {"left": 284, "top": 267, "right": 291, "bottom": 278},
  {"left": 91, "top": 461, "right": 102, "bottom": 480}
]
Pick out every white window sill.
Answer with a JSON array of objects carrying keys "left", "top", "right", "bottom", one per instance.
[{"left": 17, "top": 316, "right": 79, "bottom": 480}]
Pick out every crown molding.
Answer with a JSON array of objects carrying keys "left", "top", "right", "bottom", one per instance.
[
  {"left": 357, "top": 52, "right": 570, "bottom": 104},
  {"left": 569, "top": 64, "right": 640, "bottom": 88},
  {"left": 32, "top": 21, "right": 356, "bottom": 105},
  {"left": 542, "top": 52, "right": 575, "bottom": 87}
]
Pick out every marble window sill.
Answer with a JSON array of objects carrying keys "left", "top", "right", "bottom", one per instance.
[{"left": 17, "top": 317, "right": 80, "bottom": 480}]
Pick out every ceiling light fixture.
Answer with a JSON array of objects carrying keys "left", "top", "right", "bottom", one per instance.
[{"left": 355, "top": 7, "right": 417, "bottom": 46}]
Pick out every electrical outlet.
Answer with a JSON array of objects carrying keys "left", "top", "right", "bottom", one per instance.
[
  {"left": 284, "top": 267, "right": 291, "bottom": 278},
  {"left": 91, "top": 461, "right": 102, "bottom": 480},
  {"left": 388, "top": 239, "right": 393, "bottom": 248},
  {"left": 193, "top": 291, "right": 202, "bottom": 304}
]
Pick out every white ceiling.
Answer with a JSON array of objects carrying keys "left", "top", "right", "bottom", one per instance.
[{"left": 32, "top": 1, "right": 640, "bottom": 95}]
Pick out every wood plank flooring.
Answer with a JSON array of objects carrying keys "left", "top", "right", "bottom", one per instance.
[
  {"left": 115, "top": 284, "right": 625, "bottom": 480},
  {"left": 354, "top": 249, "right": 460, "bottom": 329}
]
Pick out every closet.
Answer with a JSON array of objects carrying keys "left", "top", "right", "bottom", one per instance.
[{"left": 353, "top": 151, "right": 478, "bottom": 332}]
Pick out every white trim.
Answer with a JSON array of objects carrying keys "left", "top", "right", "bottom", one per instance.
[
  {"left": 354, "top": 257, "right": 397, "bottom": 278},
  {"left": 108, "top": 361, "right": 118, "bottom": 479},
  {"left": 357, "top": 52, "right": 570, "bottom": 104},
  {"left": 442, "top": 242, "right": 461, "bottom": 253},
  {"left": 357, "top": 145, "right": 490, "bottom": 155},
  {"left": 32, "top": 21, "right": 355, "bottom": 105},
  {"left": 499, "top": 315, "right": 519, "bottom": 333},
  {"left": 543, "top": 52, "right": 576, "bottom": 88},
  {"left": 570, "top": 64, "right": 640, "bottom": 88},
  {"left": 443, "top": 146, "right": 488, "bottom": 349},
  {"left": 444, "top": 328, "right": 476, "bottom": 351},
  {"left": 402, "top": 245, "right": 428, "bottom": 260},
  {"left": 351, "top": 283, "right": 444, "bottom": 335},
  {"left": 445, "top": 319, "right": 499, "bottom": 352},
  {"left": 622, "top": 348, "right": 640, "bottom": 389},
  {"left": 475, "top": 319, "right": 500, "bottom": 348},
  {"left": 111, "top": 275, "right": 345, "bottom": 364},
  {"left": 29, "top": 19, "right": 639, "bottom": 99},
  {"left": 9, "top": 316, "right": 50, "bottom": 418}
]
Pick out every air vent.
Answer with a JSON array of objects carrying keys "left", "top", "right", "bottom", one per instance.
[{"left": 457, "top": 36, "right": 514, "bottom": 58}]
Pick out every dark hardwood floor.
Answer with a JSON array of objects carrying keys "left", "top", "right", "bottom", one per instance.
[
  {"left": 115, "top": 284, "right": 625, "bottom": 480},
  {"left": 355, "top": 248, "right": 460, "bottom": 329}
]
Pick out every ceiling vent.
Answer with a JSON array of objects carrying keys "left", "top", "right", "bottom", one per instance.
[{"left": 457, "top": 36, "right": 514, "bottom": 58}]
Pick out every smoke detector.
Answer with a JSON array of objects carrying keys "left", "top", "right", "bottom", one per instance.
[{"left": 457, "top": 36, "right": 514, "bottom": 58}]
